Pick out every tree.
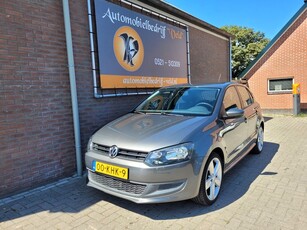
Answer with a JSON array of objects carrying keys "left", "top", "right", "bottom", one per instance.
[{"left": 221, "top": 26, "right": 270, "bottom": 79}]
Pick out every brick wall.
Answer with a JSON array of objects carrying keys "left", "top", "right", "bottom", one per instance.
[
  {"left": 0, "top": 0, "right": 147, "bottom": 198},
  {"left": 0, "top": 0, "right": 230, "bottom": 198},
  {"left": 246, "top": 9, "right": 307, "bottom": 110},
  {"left": 189, "top": 27, "right": 230, "bottom": 84},
  {"left": 0, "top": 1, "right": 75, "bottom": 197}
]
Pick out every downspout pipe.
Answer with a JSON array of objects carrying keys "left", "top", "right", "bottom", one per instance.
[
  {"left": 62, "top": 0, "right": 82, "bottom": 176},
  {"left": 186, "top": 27, "right": 191, "bottom": 84},
  {"left": 87, "top": 0, "right": 101, "bottom": 98}
]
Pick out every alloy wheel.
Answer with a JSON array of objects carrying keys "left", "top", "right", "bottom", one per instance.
[{"left": 205, "top": 157, "right": 222, "bottom": 201}]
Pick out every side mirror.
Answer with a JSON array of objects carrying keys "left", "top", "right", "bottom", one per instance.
[{"left": 223, "top": 108, "right": 244, "bottom": 119}]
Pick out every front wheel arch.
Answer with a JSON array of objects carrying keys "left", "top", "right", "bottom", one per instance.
[
  {"left": 192, "top": 151, "right": 224, "bottom": 205},
  {"left": 252, "top": 122, "right": 264, "bottom": 154}
]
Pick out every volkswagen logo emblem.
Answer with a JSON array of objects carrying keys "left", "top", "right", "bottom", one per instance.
[{"left": 109, "top": 145, "right": 119, "bottom": 158}]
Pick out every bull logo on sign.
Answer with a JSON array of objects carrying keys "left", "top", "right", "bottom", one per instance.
[
  {"left": 119, "top": 33, "right": 139, "bottom": 67},
  {"left": 113, "top": 26, "right": 144, "bottom": 72}
]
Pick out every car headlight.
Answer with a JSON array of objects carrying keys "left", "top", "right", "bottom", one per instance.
[
  {"left": 87, "top": 136, "right": 93, "bottom": 151},
  {"left": 145, "top": 143, "right": 194, "bottom": 166}
]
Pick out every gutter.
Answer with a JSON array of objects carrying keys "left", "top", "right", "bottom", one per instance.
[{"left": 62, "top": 0, "right": 83, "bottom": 176}]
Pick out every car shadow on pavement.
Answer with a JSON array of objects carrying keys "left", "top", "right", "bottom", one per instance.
[
  {"left": 264, "top": 116, "right": 273, "bottom": 122},
  {"left": 104, "top": 141, "right": 279, "bottom": 220},
  {"left": 0, "top": 141, "right": 279, "bottom": 223}
]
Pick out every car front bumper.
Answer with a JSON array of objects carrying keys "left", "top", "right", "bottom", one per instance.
[{"left": 85, "top": 150, "right": 201, "bottom": 204}]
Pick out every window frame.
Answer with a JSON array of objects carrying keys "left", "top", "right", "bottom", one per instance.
[
  {"left": 267, "top": 78, "right": 294, "bottom": 94},
  {"left": 236, "top": 85, "right": 255, "bottom": 109},
  {"left": 221, "top": 86, "right": 243, "bottom": 113}
]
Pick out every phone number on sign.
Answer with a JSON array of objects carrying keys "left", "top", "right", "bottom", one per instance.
[{"left": 154, "top": 58, "right": 181, "bottom": 68}]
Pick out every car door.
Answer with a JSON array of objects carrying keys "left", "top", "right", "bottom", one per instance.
[
  {"left": 219, "top": 86, "right": 249, "bottom": 164},
  {"left": 236, "top": 86, "right": 258, "bottom": 143}
]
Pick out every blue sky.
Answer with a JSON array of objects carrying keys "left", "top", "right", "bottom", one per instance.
[{"left": 164, "top": 0, "right": 305, "bottom": 39}]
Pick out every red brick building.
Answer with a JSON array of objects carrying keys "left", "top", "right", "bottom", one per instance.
[
  {"left": 0, "top": 0, "right": 232, "bottom": 198},
  {"left": 241, "top": 3, "right": 307, "bottom": 113}
]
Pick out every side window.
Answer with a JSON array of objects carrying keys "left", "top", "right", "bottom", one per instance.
[
  {"left": 223, "top": 87, "right": 242, "bottom": 111},
  {"left": 237, "top": 86, "right": 254, "bottom": 108}
]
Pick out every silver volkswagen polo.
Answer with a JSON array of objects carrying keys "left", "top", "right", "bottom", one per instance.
[{"left": 85, "top": 82, "right": 264, "bottom": 205}]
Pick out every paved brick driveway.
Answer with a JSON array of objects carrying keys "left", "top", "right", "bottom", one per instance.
[{"left": 1, "top": 116, "right": 307, "bottom": 229}]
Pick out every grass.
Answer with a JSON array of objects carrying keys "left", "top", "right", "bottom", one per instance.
[{"left": 295, "top": 113, "right": 307, "bottom": 117}]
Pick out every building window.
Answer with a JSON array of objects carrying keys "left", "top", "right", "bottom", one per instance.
[{"left": 268, "top": 78, "right": 293, "bottom": 93}]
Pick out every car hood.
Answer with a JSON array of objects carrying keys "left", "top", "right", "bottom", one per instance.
[{"left": 92, "top": 113, "right": 210, "bottom": 152}]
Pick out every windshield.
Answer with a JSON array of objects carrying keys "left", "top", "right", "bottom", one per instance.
[{"left": 135, "top": 87, "right": 220, "bottom": 116}]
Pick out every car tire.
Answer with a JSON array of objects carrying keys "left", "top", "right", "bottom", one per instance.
[
  {"left": 252, "top": 125, "right": 264, "bottom": 154},
  {"left": 192, "top": 152, "right": 223, "bottom": 205}
]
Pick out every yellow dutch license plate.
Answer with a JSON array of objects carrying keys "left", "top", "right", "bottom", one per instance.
[{"left": 94, "top": 161, "right": 129, "bottom": 180}]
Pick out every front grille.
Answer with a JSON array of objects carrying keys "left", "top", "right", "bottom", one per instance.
[
  {"left": 89, "top": 171, "right": 146, "bottom": 195},
  {"left": 92, "top": 143, "right": 148, "bottom": 161}
]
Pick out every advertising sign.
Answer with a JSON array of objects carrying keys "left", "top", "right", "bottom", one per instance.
[{"left": 94, "top": 0, "right": 188, "bottom": 89}]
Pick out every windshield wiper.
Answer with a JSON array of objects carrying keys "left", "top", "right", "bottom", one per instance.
[
  {"left": 134, "top": 110, "right": 183, "bottom": 116},
  {"left": 134, "top": 110, "right": 146, "bottom": 114},
  {"left": 161, "top": 112, "right": 183, "bottom": 116}
]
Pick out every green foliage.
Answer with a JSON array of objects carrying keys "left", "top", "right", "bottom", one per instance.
[{"left": 221, "top": 26, "right": 270, "bottom": 79}]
